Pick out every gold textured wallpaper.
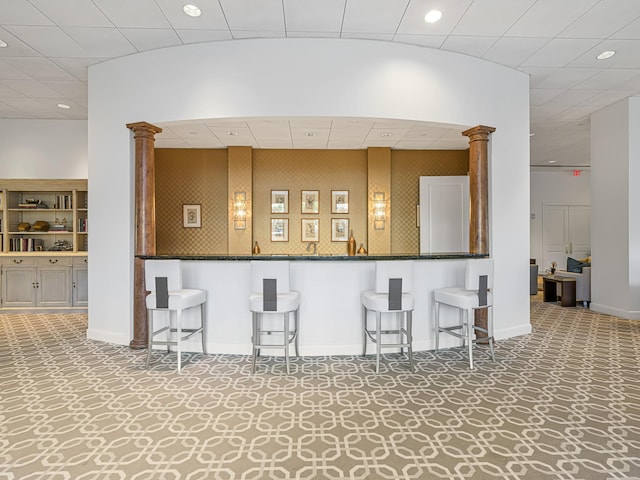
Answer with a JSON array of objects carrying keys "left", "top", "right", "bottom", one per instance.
[
  {"left": 390, "top": 150, "right": 469, "bottom": 253},
  {"left": 154, "top": 147, "right": 469, "bottom": 255},
  {"left": 155, "top": 149, "right": 228, "bottom": 254},
  {"left": 252, "top": 149, "right": 368, "bottom": 256}
]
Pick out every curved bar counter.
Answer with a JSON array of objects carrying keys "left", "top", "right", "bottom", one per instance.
[{"left": 139, "top": 254, "right": 488, "bottom": 356}]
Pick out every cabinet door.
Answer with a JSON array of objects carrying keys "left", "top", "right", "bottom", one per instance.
[
  {"left": 2, "top": 266, "right": 37, "bottom": 307},
  {"left": 73, "top": 265, "right": 88, "bottom": 306},
  {"left": 37, "top": 267, "right": 71, "bottom": 307}
]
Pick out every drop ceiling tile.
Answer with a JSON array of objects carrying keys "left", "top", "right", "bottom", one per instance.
[
  {"left": 3, "top": 79, "right": 64, "bottom": 98},
  {"left": 0, "top": 28, "right": 41, "bottom": 57},
  {"left": 547, "top": 89, "right": 601, "bottom": 106},
  {"left": 559, "top": 0, "right": 640, "bottom": 39},
  {"left": 0, "top": 59, "right": 32, "bottom": 80},
  {"left": 568, "top": 39, "right": 640, "bottom": 68},
  {"left": 506, "top": 0, "right": 598, "bottom": 37},
  {"left": 42, "top": 80, "right": 88, "bottom": 99},
  {"left": 29, "top": 0, "right": 112, "bottom": 27},
  {"left": 521, "top": 38, "right": 601, "bottom": 68},
  {"left": 220, "top": 0, "right": 285, "bottom": 33},
  {"left": 396, "top": 0, "right": 473, "bottom": 36},
  {"left": 440, "top": 36, "right": 498, "bottom": 58},
  {"left": 63, "top": 27, "right": 137, "bottom": 57},
  {"left": 551, "top": 106, "right": 595, "bottom": 121},
  {"left": 284, "top": 0, "right": 345, "bottom": 33},
  {"left": 0, "top": 83, "right": 24, "bottom": 97},
  {"left": 156, "top": 0, "right": 229, "bottom": 30},
  {"left": 287, "top": 31, "right": 340, "bottom": 39},
  {"left": 185, "top": 138, "right": 226, "bottom": 148},
  {"left": 451, "top": 0, "right": 536, "bottom": 36},
  {"left": 342, "top": 0, "right": 408, "bottom": 34},
  {"left": 119, "top": 29, "right": 182, "bottom": 52},
  {"left": 2, "top": 57, "right": 77, "bottom": 81},
  {"left": 483, "top": 37, "right": 549, "bottom": 68},
  {"left": 4, "top": 26, "right": 89, "bottom": 57},
  {"left": 611, "top": 16, "right": 640, "bottom": 39},
  {"left": 176, "top": 30, "right": 233, "bottom": 43},
  {"left": 340, "top": 33, "right": 394, "bottom": 41},
  {"left": 91, "top": 0, "right": 171, "bottom": 28},
  {"left": 535, "top": 67, "right": 601, "bottom": 89},
  {"left": 0, "top": 0, "right": 54, "bottom": 25},
  {"left": 231, "top": 31, "right": 284, "bottom": 40},
  {"left": 529, "top": 88, "right": 566, "bottom": 105},
  {"left": 290, "top": 118, "right": 333, "bottom": 129},
  {"left": 579, "top": 89, "right": 638, "bottom": 106},
  {"left": 518, "top": 66, "right": 561, "bottom": 87},
  {"left": 574, "top": 68, "right": 640, "bottom": 89},
  {"left": 50, "top": 58, "right": 97, "bottom": 81}
]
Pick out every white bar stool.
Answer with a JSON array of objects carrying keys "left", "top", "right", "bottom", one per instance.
[
  {"left": 249, "top": 261, "right": 300, "bottom": 374},
  {"left": 361, "top": 260, "right": 415, "bottom": 373},
  {"left": 145, "top": 259, "right": 207, "bottom": 372},
  {"left": 434, "top": 258, "right": 495, "bottom": 369}
]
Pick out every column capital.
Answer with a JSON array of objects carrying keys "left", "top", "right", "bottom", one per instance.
[
  {"left": 126, "top": 121, "right": 163, "bottom": 138},
  {"left": 462, "top": 125, "right": 496, "bottom": 142}
]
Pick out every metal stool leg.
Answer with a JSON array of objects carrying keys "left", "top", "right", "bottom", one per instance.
[
  {"left": 251, "top": 312, "right": 259, "bottom": 373},
  {"left": 176, "top": 310, "right": 182, "bottom": 373},
  {"left": 375, "top": 311, "right": 382, "bottom": 374},
  {"left": 407, "top": 311, "right": 414, "bottom": 372},
  {"left": 434, "top": 302, "right": 440, "bottom": 352},
  {"left": 201, "top": 303, "right": 207, "bottom": 355},
  {"left": 284, "top": 312, "right": 290, "bottom": 374},
  {"left": 466, "top": 309, "right": 474, "bottom": 370},
  {"left": 362, "top": 306, "right": 368, "bottom": 357},
  {"left": 294, "top": 308, "right": 300, "bottom": 358}
]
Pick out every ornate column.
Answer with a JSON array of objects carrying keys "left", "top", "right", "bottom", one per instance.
[
  {"left": 462, "top": 125, "right": 495, "bottom": 338},
  {"left": 126, "top": 121, "right": 163, "bottom": 349}
]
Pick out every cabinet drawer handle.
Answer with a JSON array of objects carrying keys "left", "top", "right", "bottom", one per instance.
[
  {"left": 13, "top": 259, "right": 23, "bottom": 264},
  {"left": 49, "top": 259, "right": 58, "bottom": 264}
]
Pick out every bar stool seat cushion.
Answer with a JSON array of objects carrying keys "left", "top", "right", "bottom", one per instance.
[
  {"left": 249, "top": 291, "right": 300, "bottom": 312},
  {"left": 361, "top": 291, "right": 415, "bottom": 312},
  {"left": 146, "top": 289, "right": 206, "bottom": 310},
  {"left": 434, "top": 288, "right": 492, "bottom": 309}
]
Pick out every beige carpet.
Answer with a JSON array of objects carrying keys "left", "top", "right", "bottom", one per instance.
[{"left": 1, "top": 299, "right": 640, "bottom": 479}]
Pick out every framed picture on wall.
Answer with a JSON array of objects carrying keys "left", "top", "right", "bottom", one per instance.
[
  {"left": 183, "top": 204, "right": 201, "bottom": 228},
  {"left": 332, "top": 218, "right": 349, "bottom": 242},
  {"left": 271, "top": 190, "right": 289, "bottom": 214},
  {"left": 301, "top": 218, "right": 319, "bottom": 242},
  {"left": 301, "top": 190, "right": 319, "bottom": 214},
  {"left": 331, "top": 190, "right": 349, "bottom": 214},
  {"left": 271, "top": 218, "right": 289, "bottom": 242}
]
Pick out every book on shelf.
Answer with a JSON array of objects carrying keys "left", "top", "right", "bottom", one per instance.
[
  {"left": 78, "top": 218, "right": 88, "bottom": 232},
  {"left": 10, "top": 237, "right": 43, "bottom": 252}
]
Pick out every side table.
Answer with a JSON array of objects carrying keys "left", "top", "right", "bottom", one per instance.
[{"left": 542, "top": 275, "right": 577, "bottom": 307}]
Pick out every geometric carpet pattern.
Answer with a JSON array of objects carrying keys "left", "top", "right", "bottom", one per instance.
[{"left": 2, "top": 300, "right": 640, "bottom": 480}]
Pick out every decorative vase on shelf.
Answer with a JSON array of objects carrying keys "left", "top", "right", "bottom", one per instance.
[
  {"left": 347, "top": 230, "right": 356, "bottom": 256},
  {"left": 252, "top": 241, "right": 261, "bottom": 255},
  {"left": 357, "top": 243, "right": 367, "bottom": 255}
]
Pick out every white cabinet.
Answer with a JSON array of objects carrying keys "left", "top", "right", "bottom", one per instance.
[
  {"left": 542, "top": 204, "right": 590, "bottom": 270},
  {"left": 72, "top": 257, "right": 88, "bottom": 307},
  {"left": 0, "top": 256, "right": 84, "bottom": 309}
]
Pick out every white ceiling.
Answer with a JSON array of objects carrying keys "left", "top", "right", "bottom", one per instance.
[{"left": 2, "top": 0, "right": 640, "bottom": 166}]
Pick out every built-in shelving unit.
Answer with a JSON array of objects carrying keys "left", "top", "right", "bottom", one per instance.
[
  {"left": 0, "top": 179, "right": 87, "bottom": 254},
  {"left": 0, "top": 179, "right": 88, "bottom": 311}
]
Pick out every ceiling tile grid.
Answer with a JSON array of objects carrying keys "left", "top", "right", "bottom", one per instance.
[{"left": 1, "top": 0, "right": 640, "bottom": 165}]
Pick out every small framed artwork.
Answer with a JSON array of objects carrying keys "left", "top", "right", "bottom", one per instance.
[
  {"left": 271, "top": 218, "right": 289, "bottom": 242},
  {"left": 331, "top": 190, "right": 349, "bottom": 214},
  {"left": 332, "top": 218, "right": 349, "bottom": 242},
  {"left": 301, "top": 218, "right": 319, "bottom": 242},
  {"left": 301, "top": 190, "right": 319, "bottom": 214},
  {"left": 271, "top": 190, "right": 289, "bottom": 214},
  {"left": 183, "top": 204, "right": 201, "bottom": 228}
]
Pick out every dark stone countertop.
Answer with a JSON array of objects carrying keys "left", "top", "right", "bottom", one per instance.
[{"left": 137, "top": 253, "right": 488, "bottom": 261}]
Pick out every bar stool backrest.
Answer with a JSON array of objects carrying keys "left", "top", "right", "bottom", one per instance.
[
  {"left": 464, "top": 259, "right": 493, "bottom": 291},
  {"left": 250, "top": 261, "right": 291, "bottom": 294},
  {"left": 145, "top": 259, "right": 183, "bottom": 293},
  {"left": 374, "top": 260, "right": 414, "bottom": 294}
]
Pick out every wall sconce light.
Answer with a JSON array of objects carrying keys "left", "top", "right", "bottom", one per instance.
[
  {"left": 233, "top": 191, "right": 247, "bottom": 230},
  {"left": 373, "top": 192, "right": 386, "bottom": 230}
]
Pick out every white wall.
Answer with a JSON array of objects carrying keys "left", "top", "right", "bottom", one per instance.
[
  {"left": 87, "top": 38, "right": 531, "bottom": 347},
  {"left": 590, "top": 98, "right": 640, "bottom": 319},
  {"left": 0, "top": 119, "right": 87, "bottom": 178},
  {"left": 529, "top": 169, "right": 591, "bottom": 265}
]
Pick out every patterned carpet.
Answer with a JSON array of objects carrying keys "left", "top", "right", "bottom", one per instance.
[{"left": 1, "top": 298, "right": 640, "bottom": 480}]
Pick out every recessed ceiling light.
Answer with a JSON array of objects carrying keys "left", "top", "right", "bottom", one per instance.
[
  {"left": 548, "top": 160, "right": 557, "bottom": 164},
  {"left": 0, "top": 40, "right": 7, "bottom": 48},
  {"left": 304, "top": 132, "right": 316, "bottom": 137},
  {"left": 182, "top": 4, "right": 201, "bottom": 17},
  {"left": 424, "top": 10, "right": 442, "bottom": 23},
  {"left": 380, "top": 132, "right": 393, "bottom": 137},
  {"left": 57, "top": 103, "right": 71, "bottom": 109},
  {"left": 596, "top": 50, "right": 615, "bottom": 60},
  {"left": 529, "top": 133, "right": 535, "bottom": 137},
  {"left": 226, "top": 131, "right": 238, "bottom": 136}
]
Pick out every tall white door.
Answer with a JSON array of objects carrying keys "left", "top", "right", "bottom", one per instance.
[
  {"left": 419, "top": 176, "right": 469, "bottom": 254},
  {"left": 542, "top": 204, "right": 590, "bottom": 271}
]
